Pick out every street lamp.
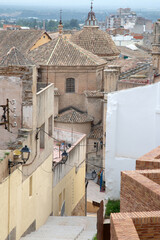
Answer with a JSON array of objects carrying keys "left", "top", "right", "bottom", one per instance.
[
  {"left": 61, "top": 150, "right": 68, "bottom": 164},
  {"left": 92, "top": 170, "right": 97, "bottom": 180},
  {"left": 21, "top": 145, "right": 31, "bottom": 163},
  {"left": 8, "top": 145, "right": 31, "bottom": 174}
]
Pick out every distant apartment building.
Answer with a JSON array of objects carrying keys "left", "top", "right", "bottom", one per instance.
[
  {"left": 112, "top": 34, "right": 143, "bottom": 47},
  {"left": 106, "top": 27, "right": 129, "bottom": 36},
  {"left": 106, "top": 8, "right": 137, "bottom": 29},
  {"left": 106, "top": 9, "right": 152, "bottom": 35}
]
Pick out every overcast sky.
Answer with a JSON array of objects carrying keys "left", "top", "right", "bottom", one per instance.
[{"left": 0, "top": 0, "right": 160, "bottom": 9}]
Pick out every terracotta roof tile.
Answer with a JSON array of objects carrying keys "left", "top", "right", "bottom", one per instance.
[
  {"left": 28, "top": 37, "right": 107, "bottom": 66},
  {"left": 70, "top": 26, "right": 120, "bottom": 58},
  {"left": 118, "top": 46, "right": 150, "bottom": 60},
  {"left": 0, "top": 30, "right": 50, "bottom": 60},
  {"left": 88, "top": 125, "right": 103, "bottom": 139},
  {"left": 0, "top": 47, "right": 33, "bottom": 66},
  {"left": 54, "top": 108, "right": 93, "bottom": 123}
]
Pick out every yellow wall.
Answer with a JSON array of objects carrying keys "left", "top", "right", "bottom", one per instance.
[
  {"left": 53, "top": 162, "right": 85, "bottom": 216},
  {"left": 30, "top": 33, "right": 51, "bottom": 51},
  {"left": 0, "top": 154, "right": 53, "bottom": 240}
]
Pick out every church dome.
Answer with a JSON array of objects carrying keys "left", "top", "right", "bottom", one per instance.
[{"left": 70, "top": 2, "right": 120, "bottom": 60}]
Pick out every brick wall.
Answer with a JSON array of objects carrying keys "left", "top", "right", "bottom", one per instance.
[
  {"left": 134, "top": 222, "right": 160, "bottom": 239},
  {"left": 111, "top": 212, "right": 160, "bottom": 240},
  {"left": 110, "top": 213, "right": 139, "bottom": 240},
  {"left": 111, "top": 146, "right": 160, "bottom": 240},
  {"left": 120, "top": 170, "right": 160, "bottom": 212},
  {"left": 136, "top": 146, "right": 160, "bottom": 170}
]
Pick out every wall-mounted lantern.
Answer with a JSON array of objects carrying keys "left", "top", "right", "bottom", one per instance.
[
  {"left": 61, "top": 150, "right": 68, "bottom": 164},
  {"left": 8, "top": 145, "right": 31, "bottom": 174},
  {"left": 92, "top": 170, "right": 97, "bottom": 180},
  {"left": 21, "top": 145, "right": 31, "bottom": 163}
]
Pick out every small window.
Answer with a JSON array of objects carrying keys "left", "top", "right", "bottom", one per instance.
[
  {"left": 29, "top": 176, "right": 33, "bottom": 197},
  {"left": 94, "top": 142, "right": 98, "bottom": 149},
  {"left": 66, "top": 78, "right": 75, "bottom": 93},
  {"left": 40, "top": 123, "right": 45, "bottom": 149},
  {"left": 48, "top": 115, "right": 53, "bottom": 137}
]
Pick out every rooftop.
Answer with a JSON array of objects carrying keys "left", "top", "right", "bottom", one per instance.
[
  {"left": 118, "top": 46, "right": 151, "bottom": 60},
  {"left": 88, "top": 125, "right": 103, "bottom": 139},
  {"left": 0, "top": 30, "right": 50, "bottom": 61},
  {"left": 70, "top": 26, "right": 120, "bottom": 58},
  {"left": 0, "top": 47, "right": 33, "bottom": 67},
  {"left": 54, "top": 108, "right": 93, "bottom": 123},
  {"left": 28, "top": 37, "right": 106, "bottom": 66}
]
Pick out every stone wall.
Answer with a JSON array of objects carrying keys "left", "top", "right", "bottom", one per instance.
[{"left": 0, "top": 66, "right": 34, "bottom": 106}]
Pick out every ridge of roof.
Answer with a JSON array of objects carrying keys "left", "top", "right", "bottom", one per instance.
[
  {"left": 47, "top": 37, "right": 60, "bottom": 65},
  {"left": 0, "top": 30, "right": 50, "bottom": 61},
  {"left": 28, "top": 36, "right": 107, "bottom": 66},
  {"left": 0, "top": 46, "right": 34, "bottom": 66}
]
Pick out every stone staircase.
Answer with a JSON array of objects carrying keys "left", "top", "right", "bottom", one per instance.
[{"left": 21, "top": 216, "right": 97, "bottom": 240}]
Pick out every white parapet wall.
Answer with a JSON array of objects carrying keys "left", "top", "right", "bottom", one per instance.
[{"left": 105, "top": 82, "right": 160, "bottom": 200}]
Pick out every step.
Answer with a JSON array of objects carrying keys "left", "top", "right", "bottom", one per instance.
[{"left": 77, "top": 230, "right": 97, "bottom": 240}]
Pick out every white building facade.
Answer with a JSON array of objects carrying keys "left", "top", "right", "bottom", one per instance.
[{"left": 105, "top": 82, "right": 160, "bottom": 200}]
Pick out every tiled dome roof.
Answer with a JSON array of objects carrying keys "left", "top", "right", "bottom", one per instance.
[{"left": 70, "top": 27, "right": 120, "bottom": 59}]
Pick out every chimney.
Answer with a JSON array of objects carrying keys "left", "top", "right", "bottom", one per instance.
[{"left": 104, "top": 65, "right": 121, "bottom": 92}]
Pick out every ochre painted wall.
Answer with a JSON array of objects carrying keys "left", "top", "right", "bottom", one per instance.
[
  {"left": 0, "top": 154, "right": 53, "bottom": 240},
  {"left": 52, "top": 162, "right": 85, "bottom": 216},
  {"left": 30, "top": 33, "right": 51, "bottom": 51}
]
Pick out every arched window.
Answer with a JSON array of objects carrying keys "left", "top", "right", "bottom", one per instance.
[{"left": 66, "top": 78, "right": 75, "bottom": 93}]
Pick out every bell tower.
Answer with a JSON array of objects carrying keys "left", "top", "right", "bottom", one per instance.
[
  {"left": 58, "top": 9, "right": 63, "bottom": 36},
  {"left": 85, "top": 1, "right": 98, "bottom": 27}
]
